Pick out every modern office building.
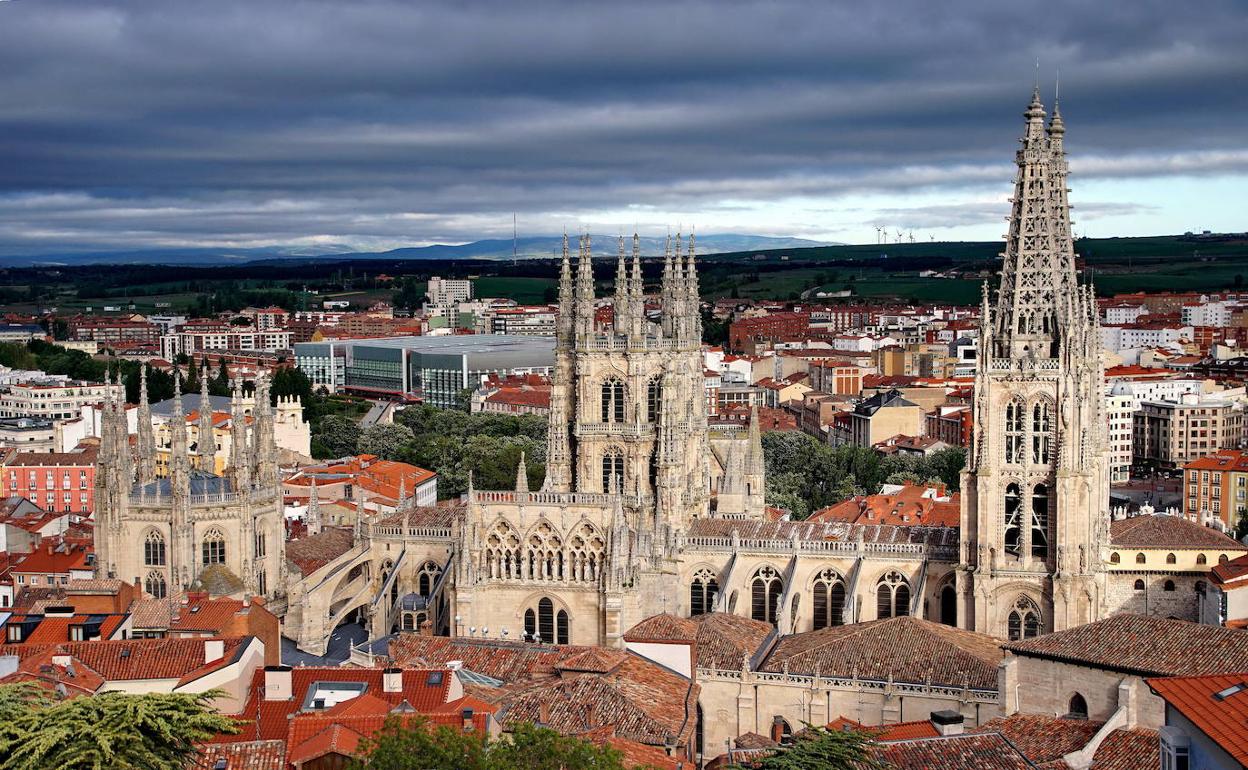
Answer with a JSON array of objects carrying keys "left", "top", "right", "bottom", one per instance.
[{"left": 294, "top": 335, "right": 555, "bottom": 407}]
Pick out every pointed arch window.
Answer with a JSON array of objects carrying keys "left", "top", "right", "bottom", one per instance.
[
  {"left": 525, "top": 522, "right": 564, "bottom": 581},
  {"left": 1004, "top": 400, "right": 1024, "bottom": 464},
  {"left": 568, "top": 523, "right": 605, "bottom": 583},
  {"left": 526, "top": 598, "right": 568, "bottom": 645},
  {"left": 812, "top": 569, "right": 846, "bottom": 630},
  {"left": 144, "top": 570, "right": 167, "bottom": 600},
  {"left": 144, "top": 530, "right": 166, "bottom": 567},
  {"left": 485, "top": 521, "right": 522, "bottom": 580},
  {"left": 602, "top": 448, "right": 624, "bottom": 493},
  {"left": 1006, "top": 595, "right": 1042, "bottom": 641},
  {"left": 601, "top": 377, "right": 625, "bottom": 423},
  {"left": 690, "top": 568, "right": 719, "bottom": 616},
  {"left": 1004, "top": 483, "right": 1022, "bottom": 557},
  {"left": 876, "top": 571, "right": 910, "bottom": 618},
  {"left": 1031, "top": 401, "right": 1051, "bottom": 464},
  {"left": 201, "top": 527, "right": 226, "bottom": 566},
  {"left": 418, "top": 560, "right": 442, "bottom": 597},
  {"left": 751, "top": 566, "right": 783, "bottom": 625},
  {"left": 647, "top": 378, "right": 662, "bottom": 423},
  {"left": 1068, "top": 693, "right": 1088, "bottom": 720},
  {"left": 1031, "top": 484, "right": 1050, "bottom": 558}
]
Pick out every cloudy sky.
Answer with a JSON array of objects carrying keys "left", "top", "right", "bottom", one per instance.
[{"left": 0, "top": 0, "right": 1244, "bottom": 256}]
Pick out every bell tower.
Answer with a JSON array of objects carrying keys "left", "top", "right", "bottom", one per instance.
[{"left": 958, "top": 89, "right": 1108, "bottom": 639}]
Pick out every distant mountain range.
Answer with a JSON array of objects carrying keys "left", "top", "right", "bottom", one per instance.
[{"left": 3, "top": 234, "right": 835, "bottom": 267}]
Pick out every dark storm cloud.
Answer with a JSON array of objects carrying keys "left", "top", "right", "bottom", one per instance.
[{"left": 0, "top": 0, "right": 1244, "bottom": 254}]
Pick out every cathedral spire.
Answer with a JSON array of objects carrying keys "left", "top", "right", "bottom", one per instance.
[
  {"left": 169, "top": 370, "right": 191, "bottom": 499},
  {"left": 136, "top": 365, "right": 157, "bottom": 485},
  {"left": 683, "top": 232, "right": 701, "bottom": 344},
  {"left": 229, "top": 378, "right": 251, "bottom": 490},
  {"left": 614, "top": 235, "right": 630, "bottom": 334},
  {"left": 307, "top": 477, "right": 322, "bottom": 536},
  {"left": 574, "top": 233, "right": 595, "bottom": 338},
  {"left": 515, "top": 451, "right": 529, "bottom": 494},
  {"left": 993, "top": 87, "right": 1075, "bottom": 359},
  {"left": 557, "top": 231, "right": 574, "bottom": 345},
  {"left": 197, "top": 374, "right": 215, "bottom": 473}
]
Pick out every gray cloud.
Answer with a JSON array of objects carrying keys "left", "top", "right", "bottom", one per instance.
[{"left": 0, "top": 0, "right": 1245, "bottom": 254}]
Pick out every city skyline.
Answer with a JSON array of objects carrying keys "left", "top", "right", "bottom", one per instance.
[{"left": 0, "top": 0, "right": 1244, "bottom": 257}]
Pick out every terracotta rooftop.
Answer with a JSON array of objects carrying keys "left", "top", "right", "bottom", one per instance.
[
  {"left": 1109, "top": 514, "right": 1247, "bottom": 550},
  {"left": 285, "top": 526, "right": 356, "bottom": 577},
  {"left": 871, "top": 732, "right": 1036, "bottom": 770},
  {"left": 1148, "top": 672, "right": 1248, "bottom": 766},
  {"left": 387, "top": 636, "right": 601, "bottom": 682},
  {"left": 1212, "top": 552, "right": 1248, "bottom": 587},
  {"left": 689, "top": 613, "right": 774, "bottom": 670},
  {"left": 970, "top": 714, "right": 1102, "bottom": 766},
  {"left": 624, "top": 613, "right": 698, "bottom": 644},
  {"left": 809, "top": 486, "right": 960, "bottom": 528},
  {"left": 1082, "top": 727, "right": 1159, "bottom": 770},
  {"left": 1005, "top": 614, "right": 1248, "bottom": 677},
  {"left": 760, "top": 616, "right": 1002, "bottom": 690},
  {"left": 0, "top": 636, "right": 250, "bottom": 685}
]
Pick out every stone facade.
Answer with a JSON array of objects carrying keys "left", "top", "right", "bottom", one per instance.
[
  {"left": 958, "top": 89, "right": 1109, "bottom": 640},
  {"left": 93, "top": 371, "right": 287, "bottom": 603}
]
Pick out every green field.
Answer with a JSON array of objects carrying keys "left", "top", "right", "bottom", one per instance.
[{"left": 472, "top": 276, "right": 557, "bottom": 304}]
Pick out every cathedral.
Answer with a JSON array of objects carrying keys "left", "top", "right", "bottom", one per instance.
[
  {"left": 89, "top": 90, "right": 1235, "bottom": 658},
  {"left": 94, "top": 370, "right": 287, "bottom": 603}
]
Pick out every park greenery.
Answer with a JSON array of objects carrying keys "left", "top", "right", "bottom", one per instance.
[
  {"left": 762, "top": 432, "right": 966, "bottom": 519},
  {"left": 0, "top": 684, "right": 238, "bottom": 770},
  {"left": 349, "top": 718, "right": 634, "bottom": 770}
]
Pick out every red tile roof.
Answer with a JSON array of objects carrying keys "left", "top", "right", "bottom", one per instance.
[
  {"left": 1148, "top": 672, "right": 1248, "bottom": 765},
  {"left": 1109, "top": 514, "right": 1248, "bottom": 550},
  {"left": 624, "top": 614, "right": 698, "bottom": 644},
  {"left": 689, "top": 613, "right": 774, "bottom": 670},
  {"left": 1005, "top": 614, "right": 1248, "bottom": 677},
  {"left": 1085, "top": 727, "right": 1159, "bottom": 770},
  {"left": 760, "top": 616, "right": 1002, "bottom": 690},
  {"left": 285, "top": 526, "right": 356, "bottom": 576},
  {"left": 872, "top": 733, "right": 1036, "bottom": 769},
  {"left": 0, "top": 636, "right": 250, "bottom": 684},
  {"left": 1212, "top": 552, "right": 1248, "bottom": 586},
  {"left": 969, "top": 714, "right": 1102, "bottom": 765}
]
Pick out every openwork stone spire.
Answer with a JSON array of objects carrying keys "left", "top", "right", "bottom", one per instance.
[
  {"left": 197, "top": 375, "right": 215, "bottom": 473},
  {"left": 993, "top": 88, "right": 1077, "bottom": 359},
  {"left": 136, "top": 366, "right": 157, "bottom": 485}
]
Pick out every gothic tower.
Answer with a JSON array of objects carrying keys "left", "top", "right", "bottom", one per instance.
[{"left": 958, "top": 89, "right": 1108, "bottom": 639}]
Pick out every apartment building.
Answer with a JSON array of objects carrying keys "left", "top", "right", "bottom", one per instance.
[
  {"left": 0, "top": 445, "right": 98, "bottom": 515},
  {"left": 1184, "top": 450, "right": 1248, "bottom": 529},
  {"left": 0, "top": 379, "right": 121, "bottom": 421},
  {"left": 1134, "top": 394, "right": 1245, "bottom": 470}
]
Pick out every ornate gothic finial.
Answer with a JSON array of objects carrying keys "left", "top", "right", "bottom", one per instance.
[
  {"left": 614, "top": 235, "right": 630, "bottom": 333},
  {"left": 515, "top": 451, "right": 529, "bottom": 494},
  {"left": 307, "top": 477, "right": 322, "bottom": 536},
  {"left": 197, "top": 372, "right": 215, "bottom": 473}
]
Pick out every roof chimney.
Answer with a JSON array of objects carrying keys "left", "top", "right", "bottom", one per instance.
[
  {"left": 382, "top": 667, "right": 403, "bottom": 693},
  {"left": 930, "top": 709, "right": 964, "bottom": 736},
  {"left": 461, "top": 707, "right": 475, "bottom": 732},
  {"left": 263, "top": 665, "right": 292, "bottom": 701},
  {"left": 538, "top": 700, "right": 550, "bottom": 725},
  {"left": 204, "top": 639, "right": 225, "bottom": 664}
]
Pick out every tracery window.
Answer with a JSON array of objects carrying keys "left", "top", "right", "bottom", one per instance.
[
  {"left": 690, "top": 568, "right": 719, "bottom": 616},
  {"left": 144, "top": 529, "right": 166, "bottom": 567},
  {"left": 601, "top": 377, "right": 625, "bottom": 423},
  {"left": 1004, "top": 483, "right": 1022, "bottom": 557},
  {"left": 525, "top": 522, "right": 564, "bottom": 581},
  {"left": 417, "top": 560, "right": 442, "bottom": 596},
  {"left": 811, "top": 569, "right": 846, "bottom": 630},
  {"left": 201, "top": 527, "right": 226, "bottom": 566},
  {"left": 876, "top": 571, "right": 910, "bottom": 618},
  {"left": 647, "top": 378, "right": 662, "bottom": 423},
  {"left": 602, "top": 448, "right": 624, "bottom": 493},
  {"left": 524, "top": 597, "right": 569, "bottom": 644},
  {"left": 751, "top": 566, "right": 783, "bottom": 625},
  {"left": 1031, "top": 484, "right": 1050, "bottom": 558},
  {"left": 1006, "top": 595, "right": 1042, "bottom": 641},
  {"left": 1031, "top": 401, "right": 1051, "bottom": 464},
  {"left": 567, "top": 523, "right": 604, "bottom": 583},
  {"left": 484, "top": 521, "right": 522, "bottom": 579},
  {"left": 1004, "top": 400, "right": 1024, "bottom": 464},
  {"left": 144, "top": 570, "right": 166, "bottom": 599}
]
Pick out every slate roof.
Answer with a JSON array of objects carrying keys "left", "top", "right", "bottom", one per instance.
[
  {"left": 760, "top": 616, "right": 1003, "bottom": 690},
  {"left": 1109, "top": 514, "right": 1247, "bottom": 550},
  {"left": 1004, "top": 613, "right": 1248, "bottom": 677},
  {"left": 285, "top": 526, "right": 356, "bottom": 576},
  {"left": 1148, "top": 672, "right": 1248, "bottom": 766}
]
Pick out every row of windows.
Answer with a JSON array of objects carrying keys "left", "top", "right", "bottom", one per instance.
[
  {"left": 1108, "top": 551, "right": 1229, "bottom": 566},
  {"left": 143, "top": 527, "right": 268, "bottom": 568},
  {"left": 707, "top": 567, "right": 913, "bottom": 626}
]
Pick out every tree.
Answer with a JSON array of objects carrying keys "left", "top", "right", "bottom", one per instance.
[
  {"left": 357, "top": 423, "right": 415, "bottom": 460},
  {"left": 0, "top": 686, "right": 239, "bottom": 770},
  {"left": 738, "top": 725, "right": 883, "bottom": 770},
  {"left": 348, "top": 718, "right": 627, "bottom": 770},
  {"left": 211, "top": 359, "right": 232, "bottom": 397},
  {"left": 314, "top": 414, "right": 362, "bottom": 458},
  {"left": 926, "top": 447, "right": 967, "bottom": 492}
]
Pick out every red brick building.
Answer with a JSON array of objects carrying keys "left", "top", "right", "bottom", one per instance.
[{"left": 0, "top": 446, "right": 97, "bottom": 515}]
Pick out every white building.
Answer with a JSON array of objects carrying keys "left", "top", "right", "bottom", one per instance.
[
  {"left": 427, "top": 276, "right": 474, "bottom": 306},
  {"left": 1105, "top": 384, "right": 1138, "bottom": 483},
  {"left": 0, "top": 379, "right": 121, "bottom": 421},
  {"left": 1103, "top": 302, "right": 1147, "bottom": 325},
  {"left": 1181, "top": 298, "right": 1232, "bottom": 327},
  {"left": 159, "top": 329, "right": 292, "bottom": 360},
  {"left": 1101, "top": 324, "right": 1193, "bottom": 353}
]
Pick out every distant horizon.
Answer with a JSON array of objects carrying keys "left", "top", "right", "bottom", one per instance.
[{"left": 2, "top": 2, "right": 1245, "bottom": 257}]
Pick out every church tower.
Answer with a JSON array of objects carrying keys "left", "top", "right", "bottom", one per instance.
[{"left": 958, "top": 88, "right": 1108, "bottom": 639}]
